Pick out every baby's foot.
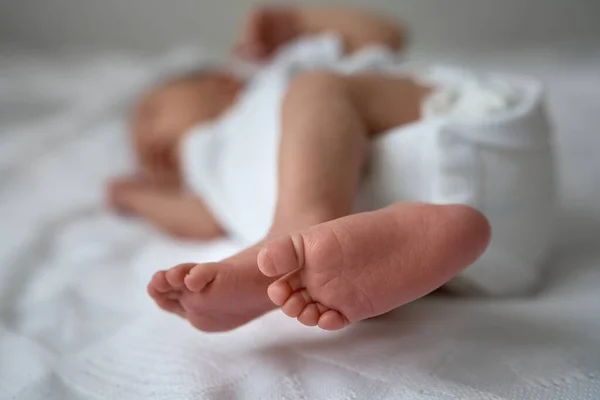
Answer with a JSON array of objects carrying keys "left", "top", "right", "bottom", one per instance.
[
  {"left": 147, "top": 243, "right": 277, "bottom": 332},
  {"left": 107, "top": 176, "right": 149, "bottom": 214},
  {"left": 257, "top": 203, "right": 491, "bottom": 330}
]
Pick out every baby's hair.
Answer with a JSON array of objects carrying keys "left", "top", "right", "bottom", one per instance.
[
  {"left": 168, "top": 69, "right": 214, "bottom": 83},
  {"left": 135, "top": 68, "right": 223, "bottom": 104},
  {"left": 155, "top": 57, "right": 225, "bottom": 86}
]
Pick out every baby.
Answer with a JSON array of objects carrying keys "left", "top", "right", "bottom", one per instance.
[{"left": 109, "top": 5, "right": 553, "bottom": 332}]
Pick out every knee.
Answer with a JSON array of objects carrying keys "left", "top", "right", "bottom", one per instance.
[{"left": 290, "top": 70, "right": 346, "bottom": 89}]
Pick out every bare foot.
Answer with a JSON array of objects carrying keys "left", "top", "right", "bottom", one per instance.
[
  {"left": 107, "top": 176, "right": 223, "bottom": 240},
  {"left": 148, "top": 203, "right": 490, "bottom": 333},
  {"left": 147, "top": 243, "right": 276, "bottom": 332},
  {"left": 257, "top": 203, "right": 491, "bottom": 330},
  {"left": 107, "top": 176, "right": 149, "bottom": 214}
]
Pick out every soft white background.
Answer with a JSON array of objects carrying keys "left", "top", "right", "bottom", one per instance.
[{"left": 1, "top": 0, "right": 600, "bottom": 52}]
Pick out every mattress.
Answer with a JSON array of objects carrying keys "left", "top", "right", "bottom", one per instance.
[{"left": 0, "top": 45, "right": 599, "bottom": 400}]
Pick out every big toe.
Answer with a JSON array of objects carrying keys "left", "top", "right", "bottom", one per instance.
[
  {"left": 257, "top": 234, "right": 305, "bottom": 278},
  {"left": 184, "top": 262, "right": 220, "bottom": 292}
]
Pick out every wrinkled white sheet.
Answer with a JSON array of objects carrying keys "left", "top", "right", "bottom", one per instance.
[{"left": 0, "top": 46, "right": 599, "bottom": 400}]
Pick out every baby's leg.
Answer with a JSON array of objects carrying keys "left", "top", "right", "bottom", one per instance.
[
  {"left": 271, "top": 71, "right": 374, "bottom": 231},
  {"left": 108, "top": 178, "right": 223, "bottom": 240},
  {"left": 271, "top": 71, "right": 427, "bottom": 231},
  {"left": 148, "top": 71, "right": 438, "bottom": 332},
  {"left": 150, "top": 203, "right": 490, "bottom": 331},
  {"left": 149, "top": 71, "right": 375, "bottom": 331}
]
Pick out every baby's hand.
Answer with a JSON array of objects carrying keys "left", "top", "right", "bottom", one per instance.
[
  {"left": 234, "top": 5, "right": 301, "bottom": 62},
  {"left": 107, "top": 175, "right": 181, "bottom": 215}
]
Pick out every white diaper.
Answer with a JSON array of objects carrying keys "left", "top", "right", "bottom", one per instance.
[
  {"left": 181, "top": 35, "right": 555, "bottom": 297},
  {"left": 356, "top": 67, "right": 555, "bottom": 296}
]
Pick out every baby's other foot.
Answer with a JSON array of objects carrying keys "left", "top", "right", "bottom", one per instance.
[
  {"left": 106, "top": 176, "right": 149, "bottom": 213},
  {"left": 148, "top": 263, "right": 197, "bottom": 317},
  {"left": 148, "top": 244, "right": 276, "bottom": 332},
  {"left": 257, "top": 203, "right": 490, "bottom": 330}
]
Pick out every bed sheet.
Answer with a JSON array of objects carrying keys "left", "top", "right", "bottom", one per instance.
[{"left": 0, "top": 46, "right": 599, "bottom": 400}]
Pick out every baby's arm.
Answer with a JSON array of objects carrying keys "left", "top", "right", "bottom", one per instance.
[
  {"left": 108, "top": 178, "right": 224, "bottom": 240},
  {"left": 235, "top": 6, "right": 404, "bottom": 61}
]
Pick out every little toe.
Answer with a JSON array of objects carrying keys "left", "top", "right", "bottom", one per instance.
[
  {"left": 282, "top": 290, "right": 311, "bottom": 318},
  {"left": 318, "top": 310, "right": 350, "bottom": 331},
  {"left": 165, "top": 263, "right": 196, "bottom": 288},
  {"left": 184, "top": 263, "right": 219, "bottom": 292},
  {"left": 297, "top": 303, "right": 320, "bottom": 327},
  {"left": 150, "top": 271, "right": 171, "bottom": 293},
  {"left": 257, "top": 233, "right": 304, "bottom": 278},
  {"left": 147, "top": 284, "right": 163, "bottom": 300}
]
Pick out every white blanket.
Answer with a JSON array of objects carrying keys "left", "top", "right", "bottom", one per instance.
[{"left": 0, "top": 46, "right": 599, "bottom": 400}]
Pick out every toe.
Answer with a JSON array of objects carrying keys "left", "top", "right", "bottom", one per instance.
[
  {"left": 297, "top": 303, "right": 320, "bottom": 327},
  {"left": 282, "top": 290, "right": 311, "bottom": 318},
  {"left": 166, "top": 291, "right": 182, "bottom": 300},
  {"left": 317, "top": 310, "right": 349, "bottom": 331},
  {"left": 257, "top": 233, "right": 304, "bottom": 277},
  {"left": 154, "top": 296, "right": 186, "bottom": 318},
  {"left": 165, "top": 263, "right": 196, "bottom": 288},
  {"left": 184, "top": 263, "right": 219, "bottom": 292},
  {"left": 266, "top": 272, "right": 303, "bottom": 306},
  {"left": 148, "top": 280, "right": 185, "bottom": 317},
  {"left": 147, "top": 284, "right": 162, "bottom": 300},
  {"left": 150, "top": 271, "right": 171, "bottom": 293}
]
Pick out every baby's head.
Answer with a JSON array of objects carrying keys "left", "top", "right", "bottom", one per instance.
[{"left": 131, "top": 70, "right": 244, "bottom": 187}]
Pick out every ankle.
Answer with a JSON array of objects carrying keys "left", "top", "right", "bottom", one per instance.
[{"left": 269, "top": 209, "right": 345, "bottom": 236}]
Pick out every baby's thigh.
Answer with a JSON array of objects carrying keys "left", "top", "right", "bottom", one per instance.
[
  {"left": 282, "top": 71, "right": 426, "bottom": 136},
  {"left": 348, "top": 72, "right": 430, "bottom": 134}
]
